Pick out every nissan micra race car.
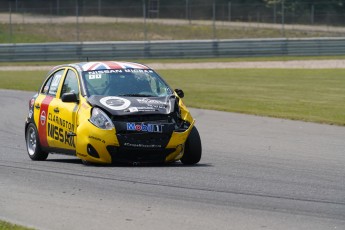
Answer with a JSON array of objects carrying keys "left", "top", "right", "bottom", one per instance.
[{"left": 25, "top": 61, "right": 202, "bottom": 165}]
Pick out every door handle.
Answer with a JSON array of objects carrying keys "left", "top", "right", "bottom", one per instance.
[
  {"left": 35, "top": 104, "right": 40, "bottom": 109},
  {"left": 54, "top": 108, "right": 60, "bottom": 113}
]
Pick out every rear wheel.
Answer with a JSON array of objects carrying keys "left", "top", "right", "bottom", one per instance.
[
  {"left": 181, "top": 126, "right": 202, "bottom": 165},
  {"left": 25, "top": 123, "right": 48, "bottom": 161}
]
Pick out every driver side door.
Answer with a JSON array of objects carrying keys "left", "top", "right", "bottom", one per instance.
[{"left": 50, "top": 68, "right": 81, "bottom": 153}]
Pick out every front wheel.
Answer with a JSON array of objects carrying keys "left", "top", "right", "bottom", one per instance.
[
  {"left": 25, "top": 123, "right": 48, "bottom": 161},
  {"left": 181, "top": 126, "right": 202, "bottom": 165}
]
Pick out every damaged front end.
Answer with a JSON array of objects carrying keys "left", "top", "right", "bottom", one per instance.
[{"left": 78, "top": 94, "right": 194, "bottom": 164}]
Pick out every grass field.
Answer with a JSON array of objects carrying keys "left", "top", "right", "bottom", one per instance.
[
  {"left": 1, "top": 68, "right": 345, "bottom": 125},
  {"left": 0, "top": 22, "right": 337, "bottom": 43},
  {"left": 0, "top": 220, "right": 34, "bottom": 230},
  {"left": 1, "top": 55, "right": 345, "bottom": 67}
]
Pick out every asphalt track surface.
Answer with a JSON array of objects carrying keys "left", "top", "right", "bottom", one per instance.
[{"left": 0, "top": 89, "right": 344, "bottom": 230}]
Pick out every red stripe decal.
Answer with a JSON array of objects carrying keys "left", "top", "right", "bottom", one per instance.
[
  {"left": 132, "top": 63, "right": 148, "bottom": 69},
  {"left": 87, "top": 62, "right": 99, "bottom": 71},
  {"left": 38, "top": 96, "right": 53, "bottom": 147},
  {"left": 104, "top": 61, "right": 122, "bottom": 69}
]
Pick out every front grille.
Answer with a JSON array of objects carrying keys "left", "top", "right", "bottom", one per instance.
[
  {"left": 116, "top": 133, "right": 171, "bottom": 148},
  {"left": 107, "top": 145, "right": 175, "bottom": 163}
]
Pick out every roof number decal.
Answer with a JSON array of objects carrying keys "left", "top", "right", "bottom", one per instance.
[{"left": 89, "top": 73, "right": 102, "bottom": 80}]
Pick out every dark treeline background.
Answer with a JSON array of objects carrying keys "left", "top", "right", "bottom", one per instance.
[{"left": 2, "top": 0, "right": 345, "bottom": 25}]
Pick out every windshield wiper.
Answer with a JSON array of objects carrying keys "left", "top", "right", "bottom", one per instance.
[{"left": 118, "top": 93, "right": 154, "bottom": 97}]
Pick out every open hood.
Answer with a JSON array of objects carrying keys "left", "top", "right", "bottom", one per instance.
[{"left": 87, "top": 95, "right": 177, "bottom": 116}]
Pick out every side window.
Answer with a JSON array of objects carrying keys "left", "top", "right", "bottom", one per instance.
[
  {"left": 61, "top": 70, "right": 79, "bottom": 97},
  {"left": 47, "top": 70, "right": 64, "bottom": 96},
  {"left": 41, "top": 76, "right": 53, "bottom": 94}
]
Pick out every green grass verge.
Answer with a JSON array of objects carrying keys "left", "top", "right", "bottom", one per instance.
[
  {"left": 161, "top": 68, "right": 345, "bottom": 125},
  {"left": 0, "top": 220, "right": 34, "bottom": 230},
  {"left": 1, "top": 55, "right": 345, "bottom": 67},
  {"left": 1, "top": 68, "right": 345, "bottom": 125},
  {"left": 0, "top": 22, "right": 338, "bottom": 43},
  {"left": 0, "top": 71, "right": 46, "bottom": 91}
]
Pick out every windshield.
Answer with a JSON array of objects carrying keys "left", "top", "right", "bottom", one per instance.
[{"left": 82, "top": 69, "right": 173, "bottom": 97}]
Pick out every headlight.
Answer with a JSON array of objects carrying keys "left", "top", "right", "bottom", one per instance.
[{"left": 89, "top": 107, "right": 114, "bottom": 130}]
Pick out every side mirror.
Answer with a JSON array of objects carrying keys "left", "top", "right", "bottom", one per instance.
[
  {"left": 61, "top": 92, "right": 78, "bottom": 103},
  {"left": 174, "top": 89, "right": 184, "bottom": 98}
]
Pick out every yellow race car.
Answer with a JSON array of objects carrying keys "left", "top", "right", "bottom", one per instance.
[{"left": 25, "top": 61, "right": 202, "bottom": 165}]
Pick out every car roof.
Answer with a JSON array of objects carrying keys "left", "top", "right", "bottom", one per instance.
[
  {"left": 73, "top": 61, "right": 150, "bottom": 71},
  {"left": 48, "top": 61, "right": 151, "bottom": 78}
]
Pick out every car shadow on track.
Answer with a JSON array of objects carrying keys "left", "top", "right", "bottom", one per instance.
[
  {"left": 46, "top": 158, "right": 82, "bottom": 164},
  {"left": 46, "top": 158, "right": 213, "bottom": 168},
  {"left": 109, "top": 163, "right": 213, "bottom": 168}
]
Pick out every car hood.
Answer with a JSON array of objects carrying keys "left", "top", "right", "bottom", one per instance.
[{"left": 87, "top": 95, "right": 177, "bottom": 116}]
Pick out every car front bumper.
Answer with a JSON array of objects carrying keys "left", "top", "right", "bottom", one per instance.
[{"left": 76, "top": 119, "right": 195, "bottom": 164}]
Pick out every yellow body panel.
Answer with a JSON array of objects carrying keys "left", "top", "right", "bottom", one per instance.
[
  {"left": 76, "top": 121, "right": 118, "bottom": 164},
  {"left": 165, "top": 120, "right": 195, "bottom": 162},
  {"left": 46, "top": 102, "right": 78, "bottom": 150}
]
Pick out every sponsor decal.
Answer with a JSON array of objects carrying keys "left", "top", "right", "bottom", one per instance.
[
  {"left": 124, "top": 143, "right": 162, "bottom": 148},
  {"left": 136, "top": 98, "right": 168, "bottom": 109},
  {"left": 89, "top": 136, "right": 105, "bottom": 144},
  {"left": 124, "top": 69, "right": 153, "bottom": 73},
  {"left": 100, "top": 96, "right": 131, "bottom": 111},
  {"left": 38, "top": 96, "right": 54, "bottom": 147},
  {"left": 88, "top": 70, "right": 128, "bottom": 79},
  {"left": 128, "top": 107, "right": 139, "bottom": 112},
  {"left": 40, "top": 110, "right": 46, "bottom": 126},
  {"left": 47, "top": 123, "right": 76, "bottom": 148},
  {"left": 134, "top": 107, "right": 157, "bottom": 112},
  {"left": 88, "top": 69, "right": 123, "bottom": 74},
  {"left": 137, "top": 98, "right": 166, "bottom": 105},
  {"left": 125, "top": 107, "right": 157, "bottom": 112},
  {"left": 48, "top": 113, "right": 75, "bottom": 131},
  {"left": 46, "top": 112, "right": 76, "bottom": 148},
  {"left": 126, "top": 123, "right": 163, "bottom": 133}
]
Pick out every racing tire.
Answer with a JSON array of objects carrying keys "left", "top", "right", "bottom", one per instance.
[
  {"left": 25, "top": 123, "right": 48, "bottom": 161},
  {"left": 181, "top": 126, "right": 202, "bottom": 165}
]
